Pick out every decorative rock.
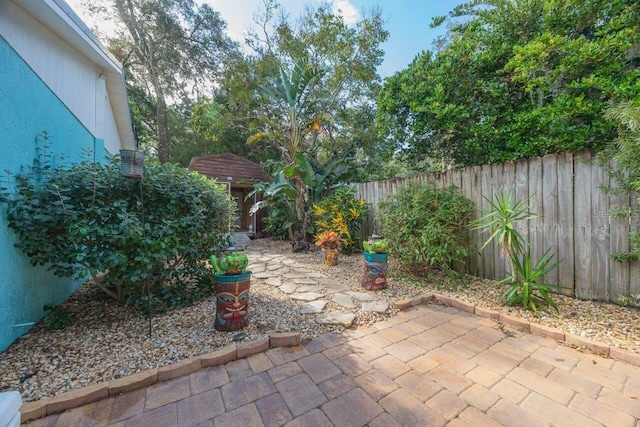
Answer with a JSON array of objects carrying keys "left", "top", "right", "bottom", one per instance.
[
  {"left": 291, "top": 292, "right": 323, "bottom": 302},
  {"left": 332, "top": 293, "right": 355, "bottom": 308},
  {"left": 346, "top": 291, "right": 377, "bottom": 302},
  {"left": 293, "top": 278, "right": 318, "bottom": 285},
  {"left": 265, "top": 278, "right": 282, "bottom": 287},
  {"left": 361, "top": 301, "right": 389, "bottom": 314},
  {"left": 316, "top": 313, "right": 356, "bottom": 327},
  {"left": 279, "top": 284, "right": 298, "bottom": 294},
  {"left": 318, "top": 278, "right": 342, "bottom": 287},
  {"left": 297, "top": 285, "right": 324, "bottom": 293},
  {"left": 299, "top": 300, "right": 328, "bottom": 314}
]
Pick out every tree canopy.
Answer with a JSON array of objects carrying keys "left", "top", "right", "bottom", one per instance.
[
  {"left": 86, "top": 0, "right": 237, "bottom": 163},
  {"left": 377, "top": 0, "right": 640, "bottom": 168}
]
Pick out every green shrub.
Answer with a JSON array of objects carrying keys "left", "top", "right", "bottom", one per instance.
[
  {"left": 312, "top": 187, "right": 368, "bottom": 253},
  {"left": 1, "top": 155, "right": 234, "bottom": 311},
  {"left": 378, "top": 183, "right": 474, "bottom": 272}
]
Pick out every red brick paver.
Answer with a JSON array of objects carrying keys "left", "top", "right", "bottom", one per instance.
[{"left": 22, "top": 303, "right": 640, "bottom": 426}]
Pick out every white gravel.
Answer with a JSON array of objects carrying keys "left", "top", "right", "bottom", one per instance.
[{"left": 1, "top": 237, "right": 638, "bottom": 404}]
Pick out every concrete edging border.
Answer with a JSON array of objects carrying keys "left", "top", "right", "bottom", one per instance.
[
  {"left": 20, "top": 332, "right": 300, "bottom": 423},
  {"left": 393, "top": 292, "right": 640, "bottom": 367}
]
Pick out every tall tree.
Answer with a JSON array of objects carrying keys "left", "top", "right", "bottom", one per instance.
[
  {"left": 87, "top": 0, "right": 237, "bottom": 162},
  {"left": 221, "top": 0, "right": 389, "bottom": 173}
]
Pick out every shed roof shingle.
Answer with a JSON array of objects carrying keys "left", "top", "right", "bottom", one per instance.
[{"left": 187, "top": 153, "right": 267, "bottom": 186}]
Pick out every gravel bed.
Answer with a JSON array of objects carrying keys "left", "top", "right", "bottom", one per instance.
[{"left": 1, "top": 238, "right": 639, "bottom": 403}]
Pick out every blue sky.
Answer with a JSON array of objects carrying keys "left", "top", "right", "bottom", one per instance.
[
  {"left": 67, "top": 0, "right": 467, "bottom": 77},
  {"left": 207, "top": 0, "right": 468, "bottom": 77}
]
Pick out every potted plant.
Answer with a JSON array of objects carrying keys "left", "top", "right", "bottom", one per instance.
[
  {"left": 362, "top": 233, "right": 389, "bottom": 291},
  {"left": 209, "top": 246, "right": 251, "bottom": 332},
  {"left": 314, "top": 230, "right": 344, "bottom": 266}
]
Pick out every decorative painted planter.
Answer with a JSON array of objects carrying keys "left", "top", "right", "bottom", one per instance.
[
  {"left": 214, "top": 271, "right": 251, "bottom": 332},
  {"left": 362, "top": 252, "right": 388, "bottom": 291},
  {"left": 321, "top": 247, "right": 340, "bottom": 266},
  {"left": 119, "top": 149, "right": 144, "bottom": 179}
]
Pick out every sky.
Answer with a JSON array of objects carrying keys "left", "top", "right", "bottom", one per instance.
[{"left": 66, "top": 0, "right": 467, "bottom": 78}]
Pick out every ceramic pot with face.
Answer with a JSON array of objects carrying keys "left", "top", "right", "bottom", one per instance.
[{"left": 214, "top": 271, "right": 251, "bottom": 332}]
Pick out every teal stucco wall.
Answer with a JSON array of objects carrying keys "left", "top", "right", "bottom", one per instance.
[{"left": 0, "top": 36, "right": 105, "bottom": 351}]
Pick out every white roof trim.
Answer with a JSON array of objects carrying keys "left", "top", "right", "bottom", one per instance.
[{"left": 14, "top": 0, "right": 135, "bottom": 149}]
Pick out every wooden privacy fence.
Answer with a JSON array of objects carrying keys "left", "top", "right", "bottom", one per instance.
[{"left": 354, "top": 150, "right": 640, "bottom": 302}]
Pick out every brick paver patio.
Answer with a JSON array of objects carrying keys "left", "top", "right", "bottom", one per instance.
[{"left": 22, "top": 303, "right": 640, "bottom": 426}]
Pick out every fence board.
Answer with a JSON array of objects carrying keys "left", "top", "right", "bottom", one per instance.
[
  {"left": 481, "top": 166, "right": 494, "bottom": 278},
  {"left": 591, "top": 158, "right": 610, "bottom": 300},
  {"left": 609, "top": 159, "right": 630, "bottom": 301},
  {"left": 528, "top": 157, "right": 544, "bottom": 273},
  {"left": 557, "top": 152, "right": 575, "bottom": 294},
  {"left": 353, "top": 150, "right": 638, "bottom": 303},
  {"left": 574, "top": 151, "right": 593, "bottom": 299},
  {"left": 630, "top": 194, "right": 640, "bottom": 296},
  {"left": 542, "top": 154, "right": 559, "bottom": 286},
  {"left": 514, "top": 158, "right": 530, "bottom": 250},
  {"left": 472, "top": 166, "right": 484, "bottom": 277},
  {"left": 491, "top": 163, "right": 506, "bottom": 279}
]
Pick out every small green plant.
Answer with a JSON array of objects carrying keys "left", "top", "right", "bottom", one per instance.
[
  {"left": 313, "top": 187, "right": 368, "bottom": 253},
  {"left": 617, "top": 294, "right": 640, "bottom": 307},
  {"left": 617, "top": 294, "right": 631, "bottom": 307},
  {"left": 378, "top": 183, "right": 474, "bottom": 273},
  {"left": 471, "top": 189, "right": 535, "bottom": 276},
  {"left": 43, "top": 304, "right": 73, "bottom": 330},
  {"left": 473, "top": 189, "right": 561, "bottom": 313},
  {"left": 500, "top": 250, "right": 560, "bottom": 313}
]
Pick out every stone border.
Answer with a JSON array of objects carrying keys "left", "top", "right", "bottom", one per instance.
[
  {"left": 20, "top": 332, "right": 300, "bottom": 423},
  {"left": 393, "top": 293, "right": 640, "bottom": 367}
]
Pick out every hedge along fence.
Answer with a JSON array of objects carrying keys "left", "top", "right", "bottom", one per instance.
[{"left": 354, "top": 150, "right": 640, "bottom": 302}]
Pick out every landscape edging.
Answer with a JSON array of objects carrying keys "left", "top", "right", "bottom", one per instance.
[
  {"left": 393, "top": 292, "right": 640, "bottom": 367},
  {"left": 19, "top": 331, "right": 301, "bottom": 423}
]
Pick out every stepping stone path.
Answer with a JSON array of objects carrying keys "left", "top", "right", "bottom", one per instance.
[{"left": 243, "top": 242, "right": 391, "bottom": 326}]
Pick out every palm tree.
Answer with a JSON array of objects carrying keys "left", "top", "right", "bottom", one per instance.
[{"left": 249, "top": 58, "right": 329, "bottom": 246}]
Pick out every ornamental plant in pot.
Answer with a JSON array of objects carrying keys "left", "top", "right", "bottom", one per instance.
[
  {"left": 209, "top": 246, "right": 251, "bottom": 332},
  {"left": 362, "top": 233, "right": 389, "bottom": 290},
  {"left": 314, "top": 230, "right": 344, "bottom": 266}
]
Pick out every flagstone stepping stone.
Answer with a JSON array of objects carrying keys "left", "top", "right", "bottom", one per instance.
[
  {"left": 279, "top": 284, "right": 298, "bottom": 294},
  {"left": 297, "top": 285, "right": 324, "bottom": 293},
  {"left": 316, "top": 312, "right": 355, "bottom": 327},
  {"left": 265, "top": 278, "right": 282, "bottom": 287},
  {"left": 267, "top": 263, "right": 286, "bottom": 271},
  {"left": 283, "top": 273, "right": 306, "bottom": 279},
  {"left": 253, "top": 273, "right": 272, "bottom": 280},
  {"left": 248, "top": 266, "right": 265, "bottom": 273},
  {"left": 361, "top": 301, "right": 390, "bottom": 314},
  {"left": 332, "top": 293, "right": 355, "bottom": 309},
  {"left": 318, "top": 278, "right": 342, "bottom": 287},
  {"left": 347, "top": 291, "right": 377, "bottom": 302},
  {"left": 293, "top": 278, "right": 318, "bottom": 285},
  {"left": 268, "top": 268, "right": 290, "bottom": 275},
  {"left": 306, "top": 272, "right": 327, "bottom": 278},
  {"left": 282, "top": 259, "right": 297, "bottom": 265},
  {"left": 290, "top": 292, "right": 323, "bottom": 302},
  {"left": 299, "top": 300, "right": 328, "bottom": 314}
]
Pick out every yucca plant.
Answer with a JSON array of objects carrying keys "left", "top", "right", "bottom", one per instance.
[
  {"left": 500, "top": 250, "right": 560, "bottom": 313},
  {"left": 471, "top": 189, "right": 536, "bottom": 279}
]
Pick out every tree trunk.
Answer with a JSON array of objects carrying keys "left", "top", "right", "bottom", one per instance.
[{"left": 156, "top": 88, "right": 170, "bottom": 163}]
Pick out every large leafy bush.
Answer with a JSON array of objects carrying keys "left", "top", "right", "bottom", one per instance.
[
  {"left": 378, "top": 183, "right": 474, "bottom": 272},
  {"left": 1, "top": 155, "right": 234, "bottom": 310}
]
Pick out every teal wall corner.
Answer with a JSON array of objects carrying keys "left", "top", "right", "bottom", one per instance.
[{"left": 0, "top": 36, "right": 97, "bottom": 352}]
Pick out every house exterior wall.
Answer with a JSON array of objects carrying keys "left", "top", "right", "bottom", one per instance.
[
  {"left": 0, "top": 1, "right": 128, "bottom": 351},
  {"left": 0, "top": 0, "right": 122, "bottom": 155}
]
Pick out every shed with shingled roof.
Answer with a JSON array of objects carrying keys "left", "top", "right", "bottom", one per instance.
[{"left": 188, "top": 153, "right": 267, "bottom": 233}]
